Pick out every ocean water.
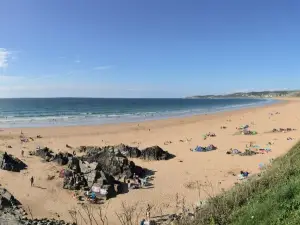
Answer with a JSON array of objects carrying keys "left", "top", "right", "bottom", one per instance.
[{"left": 0, "top": 98, "right": 277, "bottom": 128}]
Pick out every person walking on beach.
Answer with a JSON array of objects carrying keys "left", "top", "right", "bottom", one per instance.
[
  {"left": 21, "top": 149, "right": 24, "bottom": 157},
  {"left": 30, "top": 176, "right": 34, "bottom": 187},
  {"left": 146, "top": 204, "right": 151, "bottom": 221}
]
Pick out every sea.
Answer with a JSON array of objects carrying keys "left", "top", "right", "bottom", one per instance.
[{"left": 0, "top": 98, "right": 277, "bottom": 128}]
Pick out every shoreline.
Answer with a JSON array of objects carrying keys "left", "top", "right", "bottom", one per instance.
[
  {"left": 1, "top": 97, "right": 299, "bottom": 224},
  {"left": 0, "top": 98, "right": 277, "bottom": 129},
  {"left": 1, "top": 98, "right": 283, "bottom": 131}
]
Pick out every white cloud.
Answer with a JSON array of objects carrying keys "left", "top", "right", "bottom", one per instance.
[
  {"left": 0, "top": 48, "right": 11, "bottom": 68},
  {"left": 94, "top": 65, "right": 112, "bottom": 70}
]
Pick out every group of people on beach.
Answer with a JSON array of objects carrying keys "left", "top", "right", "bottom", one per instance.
[
  {"left": 272, "top": 128, "right": 296, "bottom": 133},
  {"left": 127, "top": 173, "right": 147, "bottom": 189}
]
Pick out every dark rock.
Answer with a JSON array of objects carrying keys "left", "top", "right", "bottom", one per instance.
[
  {"left": 53, "top": 152, "right": 71, "bottom": 166},
  {"left": 63, "top": 171, "right": 87, "bottom": 190},
  {"left": 35, "top": 147, "right": 53, "bottom": 159},
  {"left": 0, "top": 188, "right": 20, "bottom": 210},
  {"left": 0, "top": 151, "right": 27, "bottom": 172},
  {"left": 114, "top": 144, "right": 141, "bottom": 158},
  {"left": 81, "top": 146, "right": 139, "bottom": 178},
  {"left": 140, "top": 146, "right": 172, "bottom": 160},
  {"left": 34, "top": 147, "right": 72, "bottom": 166},
  {"left": 79, "top": 161, "right": 98, "bottom": 187},
  {"left": 67, "top": 157, "right": 81, "bottom": 173},
  {"left": 79, "top": 144, "right": 173, "bottom": 161}
]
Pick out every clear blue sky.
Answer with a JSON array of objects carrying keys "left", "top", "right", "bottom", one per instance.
[{"left": 0, "top": 0, "right": 300, "bottom": 98}]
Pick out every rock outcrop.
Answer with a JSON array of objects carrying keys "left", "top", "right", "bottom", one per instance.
[
  {"left": 0, "top": 151, "right": 27, "bottom": 172},
  {"left": 140, "top": 146, "right": 171, "bottom": 161},
  {"left": 31, "top": 147, "right": 71, "bottom": 166},
  {"left": 114, "top": 144, "right": 141, "bottom": 158},
  {"left": 80, "top": 146, "right": 143, "bottom": 178},
  {"left": 31, "top": 144, "right": 171, "bottom": 199},
  {"left": 0, "top": 186, "right": 73, "bottom": 225},
  {"left": 79, "top": 144, "right": 173, "bottom": 161}
]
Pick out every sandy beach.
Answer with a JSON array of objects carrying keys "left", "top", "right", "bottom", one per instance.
[{"left": 1, "top": 98, "right": 300, "bottom": 224}]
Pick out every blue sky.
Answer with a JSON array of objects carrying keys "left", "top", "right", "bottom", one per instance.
[{"left": 0, "top": 0, "right": 300, "bottom": 98}]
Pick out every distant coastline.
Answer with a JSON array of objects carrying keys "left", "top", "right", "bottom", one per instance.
[{"left": 186, "top": 90, "right": 300, "bottom": 99}]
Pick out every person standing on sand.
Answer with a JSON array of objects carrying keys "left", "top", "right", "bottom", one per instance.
[
  {"left": 30, "top": 176, "right": 34, "bottom": 187},
  {"left": 21, "top": 149, "right": 24, "bottom": 157},
  {"left": 140, "top": 219, "right": 145, "bottom": 225},
  {"left": 146, "top": 204, "right": 151, "bottom": 221}
]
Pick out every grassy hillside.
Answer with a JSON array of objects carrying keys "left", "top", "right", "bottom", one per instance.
[
  {"left": 192, "top": 141, "right": 300, "bottom": 225},
  {"left": 188, "top": 90, "right": 300, "bottom": 99}
]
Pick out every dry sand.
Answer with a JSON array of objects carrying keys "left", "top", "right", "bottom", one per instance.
[{"left": 1, "top": 98, "right": 300, "bottom": 224}]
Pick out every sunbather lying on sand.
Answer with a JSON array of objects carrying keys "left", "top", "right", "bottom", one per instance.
[
  {"left": 272, "top": 128, "right": 296, "bottom": 133},
  {"left": 242, "top": 130, "right": 257, "bottom": 135},
  {"left": 191, "top": 144, "right": 217, "bottom": 152},
  {"left": 203, "top": 132, "right": 216, "bottom": 140},
  {"left": 237, "top": 125, "right": 249, "bottom": 130},
  {"left": 207, "top": 132, "right": 216, "bottom": 137},
  {"left": 238, "top": 171, "right": 249, "bottom": 180},
  {"left": 226, "top": 148, "right": 241, "bottom": 155}
]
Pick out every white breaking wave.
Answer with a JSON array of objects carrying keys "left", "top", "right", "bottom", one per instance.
[{"left": 0, "top": 99, "right": 279, "bottom": 128}]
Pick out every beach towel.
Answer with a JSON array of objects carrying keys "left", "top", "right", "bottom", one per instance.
[
  {"left": 232, "top": 149, "right": 241, "bottom": 154},
  {"left": 194, "top": 146, "right": 204, "bottom": 152},
  {"left": 91, "top": 186, "right": 101, "bottom": 193},
  {"left": 207, "top": 145, "right": 216, "bottom": 151},
  {"left": 100, "top": 189, "right": 108, "bottom": 195},
  {"left": 243, "top": 172, "right": 249, "bottom": 177},
  {"left": 238, "top": 174, "right": 245, "bottom": 180},
  {"left": 193, "top": 145, "right": 216, "bottom": 152}
]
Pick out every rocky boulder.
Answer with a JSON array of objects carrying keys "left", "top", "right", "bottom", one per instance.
[
  {"left": 0, "top": 187, "right": 72, "bottom": 225},
  {"left": 0, "top": 188, "right": 20, "bottom": 210},
  {"left": 63, "top": 170, "right": 87, "bottom": 190},
  {"left": 35, "top": 147, "right": 53, "bottom": 159},
  {"left": 53, "top": 152, "right": 72, "bottom": 166},
  {"left": 68, "top": 157, "right": 81, "bottom": 173},
  {"left": 78, "top": 144, "right": 173, "bottom": 161},
  {"left": 81, "top": 146, "right": 141, "bottom": 178},
  {"left": 79, "top": 160, "right": 98, "bottom": 187},
  {"left": 33, "top": 147, "right": 73, "bottom": 166},
  {"left": 0, "top": 187, "right": 24, "bottom": 224},
  {"left": 140, "top": 146, "right": 172, "bottom": 161},
  {"left": 0, "top": 152, "right": 27, "bottom": 172},
  {"left": 114, "top": 144, "right": 141, "bottom": 158}
]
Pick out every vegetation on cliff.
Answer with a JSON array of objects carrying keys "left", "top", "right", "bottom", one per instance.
[{"left": 192, "top": 141, "right": 300, "bottom": 225}]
